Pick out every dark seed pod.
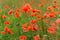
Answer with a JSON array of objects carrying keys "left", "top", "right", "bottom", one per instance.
[{"left": 16, "top": 22, "right": 20, "bottom": 26}]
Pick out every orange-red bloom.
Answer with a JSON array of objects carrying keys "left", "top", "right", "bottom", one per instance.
[
  {"left": 33, "top": 35, "right": 40, "bottom": 40},
  {"left": 56, "top": 19, "right": 60, "bottom": 24},
  {"left": 21, "top": 3, "right": 32, "bottom": 13},
  {"left": 32, "top": 9, "right": 40, "bottom": 13},
  {"left": 8, "top": 9, "right": 13, "bottom": 15},
  {"left": 36, "top": 14, "right": 41, "bottom": 20},
  {"left": 4, "top": 26, "right": 13, "bottom": 34},
  {"left": 2, "top": 15, "right": 7, "bottom": 19},
  {"left": 31, "top": 24, "right": 38, "bottom": 31},
  {"left": 4, "top": 5, "right": 9, "bottom": 9},
  {"left": 43, "top": 12, "right": 50, "bottom": 18},
  {"left": 47, "top": 6, "right": 54, "bottom": 11},
  {"left": 47, "top": 26, "right": 56, "bottom": 34},
  {"left": 1, "top": 31, "right": 6, "bottom": 35},
  {"left": 19, "top": 36, "right": 27, "bottom": 40},
  {"left": 22, "top": 23, "right": 28, "bottom": 32},
  {"left": 14, "top": 11, "right": 19, "bottom": 18},
  {"left": 4, "top": 21, "right": 10, "bottom": 25},
  {"left": 27, "top": 25, "right": 32, "bottom": 31},
  {"left": 49, "top": 13, "right": 56, "bottom": 18},
  {"left": 30, "top": 13, "right": 36, "bottom": 17},
  {"left": 22, "top": 23, "right": 28, "bottom": 28},
  {"left": 30, "top": 19, "right": 37, "bottom": 24}
]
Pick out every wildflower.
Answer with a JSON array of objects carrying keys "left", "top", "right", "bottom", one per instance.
[
  {"left": 32, "top": 9, "right": 40, "bottom": 13},
  {"left": 47, "top": 22, "right": 57, "bottom": 34},
  {"left": 33, "top": 35, "right": 40, "bottom": 40},
  {"left": 47, "top": 27, "right": 56, "bottom": 34},
  {"left": 22, "top": 23, "right": 28, "bottom": 32},
  {"left": 1, "top": 31, "right": 6, "bottom": 35},
  {"left": 49, "top": 11, "right": 58, "bottom": 18},
  {"left": 56, "top": 18, "right": 60, "bottom": 24},
  {"left": 2, "top": 15, "right": 7, "bottom": 19},
  {"left": 14, "top": 11, "right": 19, "bottom": 18},
  {"left": 4, "top": 26, "right": 13, "bottom": 34},
  {"left": 36, "top": 14, "right": 41, "bottom": 20},
  {"left": 4, "top": 26, "right": 10, "bottom": 32},
  {"left": 19, "top": 36, "right": 27, "bottom": 40},
  {"left": 22, "top": 27, "right": 29, "bottom": 32},
  {"left": 32, "top": 24, "right": 38, "bottom": 31},
  {"left": 30, "top": 19, "right": 37, "bottom": 24},
  {"left": 53, "top": 1, "right": 58, "bottom": 8},
  {"left": 4, "top": 21, "right": 10, "bottom": 25},
  {"left": 49, "top": 13, "right": 56, "bottom": 18},
  {"left": 30, "top": 13, "right": 36, "bottom": 17},
  {"left": 53, "top": 5, "right": 58, "bottom": 8},
  {"left": 51, "top": 22, "right": 57, "bottom": 29},
  {"left": 27, "top": 25, "right": 32, "bottom": 31},
  {"left": 47, "top": 23, "right": 56, "bottom": 34},
  {"left": 16, "top": 8, "right": 20, "bottom": 11},
  {"left": 8, "top": 9, "right": 13, "bottom": 15},
  {"left": 21, "top": 3, "right": 32, "bottom": 13},
  {"left": 43, "top": 12, "right": 49, "bottom": 18},
  {"left": 4, "top": 5, "right": 9, "bottom": 9},
  {"left": 47, "top": 6, "right": 54, "bottom": 11},
  {"left": 7, "top": 30, "right": 13, "bottom": 34},
  {"left": 22, "top": 23, "right": 28, "bottom": 28}
]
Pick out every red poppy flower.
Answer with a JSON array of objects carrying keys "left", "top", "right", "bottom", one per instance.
[
  {"left": 27, "top": 25, "right": 32, "bottom": 30},
  {"left": 56, "top": 18, "right": 60, "bottom": 24},
  {"left": 19, "top": 36, "right": 27, "bottom": 40},
  {"left": 4, "top": 21, "right": 10, "bottom": 25},
  {"left": 30, "top": 19, "right": 37, "bottom": 24},
  {"left": 4, "top": 5, "right": 9, "bottom": 9},
  {"left": 33, "top": 35, "right": 40, "bottom": 40},
  {"left": 47, "top": 27, "right": 56, "bottom": 34},
  {"left": 7, "top": 30, "right": 13, "bottom": 34},
  {"left": 1, "top": 31, "right": 6, "bottom": 35},
  {"left": 14, "top": 11, "right": 19, "bottom": 18},
  {"left": 22, "top": 23, "right": 28, "bottom": 32},
  {"left": 32, "top": 9, "right": 40, "bottom": 13},
  {"left": 4, "top": 26, "right": 10, "bottom": 32},
  {"left": 47, "top": 6, "right": 54, "bottom": 11},
  {"left": 30, "top": 13, "right": 36, "bottom": 17},
  {"left": 32, "top": 25, "right": 38, "bottom": 31},
  {"left": 2, "top": 15, "right": 7, "bottom": 19},
  {"left": 47, "top": 23, "right": 57, "bottom": 34},
  {"left": 43, "top": 12, "right": 50, "bottom": 18},
  {"left": 23, "top": 25, "right": 32, "bottom": 32},
  {"left": 22, "top": 23, "right": 28, "bottom": 28},
  {"left": 8, "top": 9, "right": 13, "bottom": 15},
  {"left": 49, "top": 13, "right": 56, "bottom": 18},
  {"left": 4, "top": 26, "right": 13, "bottom": 34},
  {"left": 16, "top": 8, "right": 20, "bottom": 11},
  {"left": 21, "top": 3, "right": 32, "bottom": 13},
  {"left": 51, "top": 22, "right": 57, "bottom": 29},
  {"left": 36, "top": 14, "right": 41, "bottom": 20}
]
